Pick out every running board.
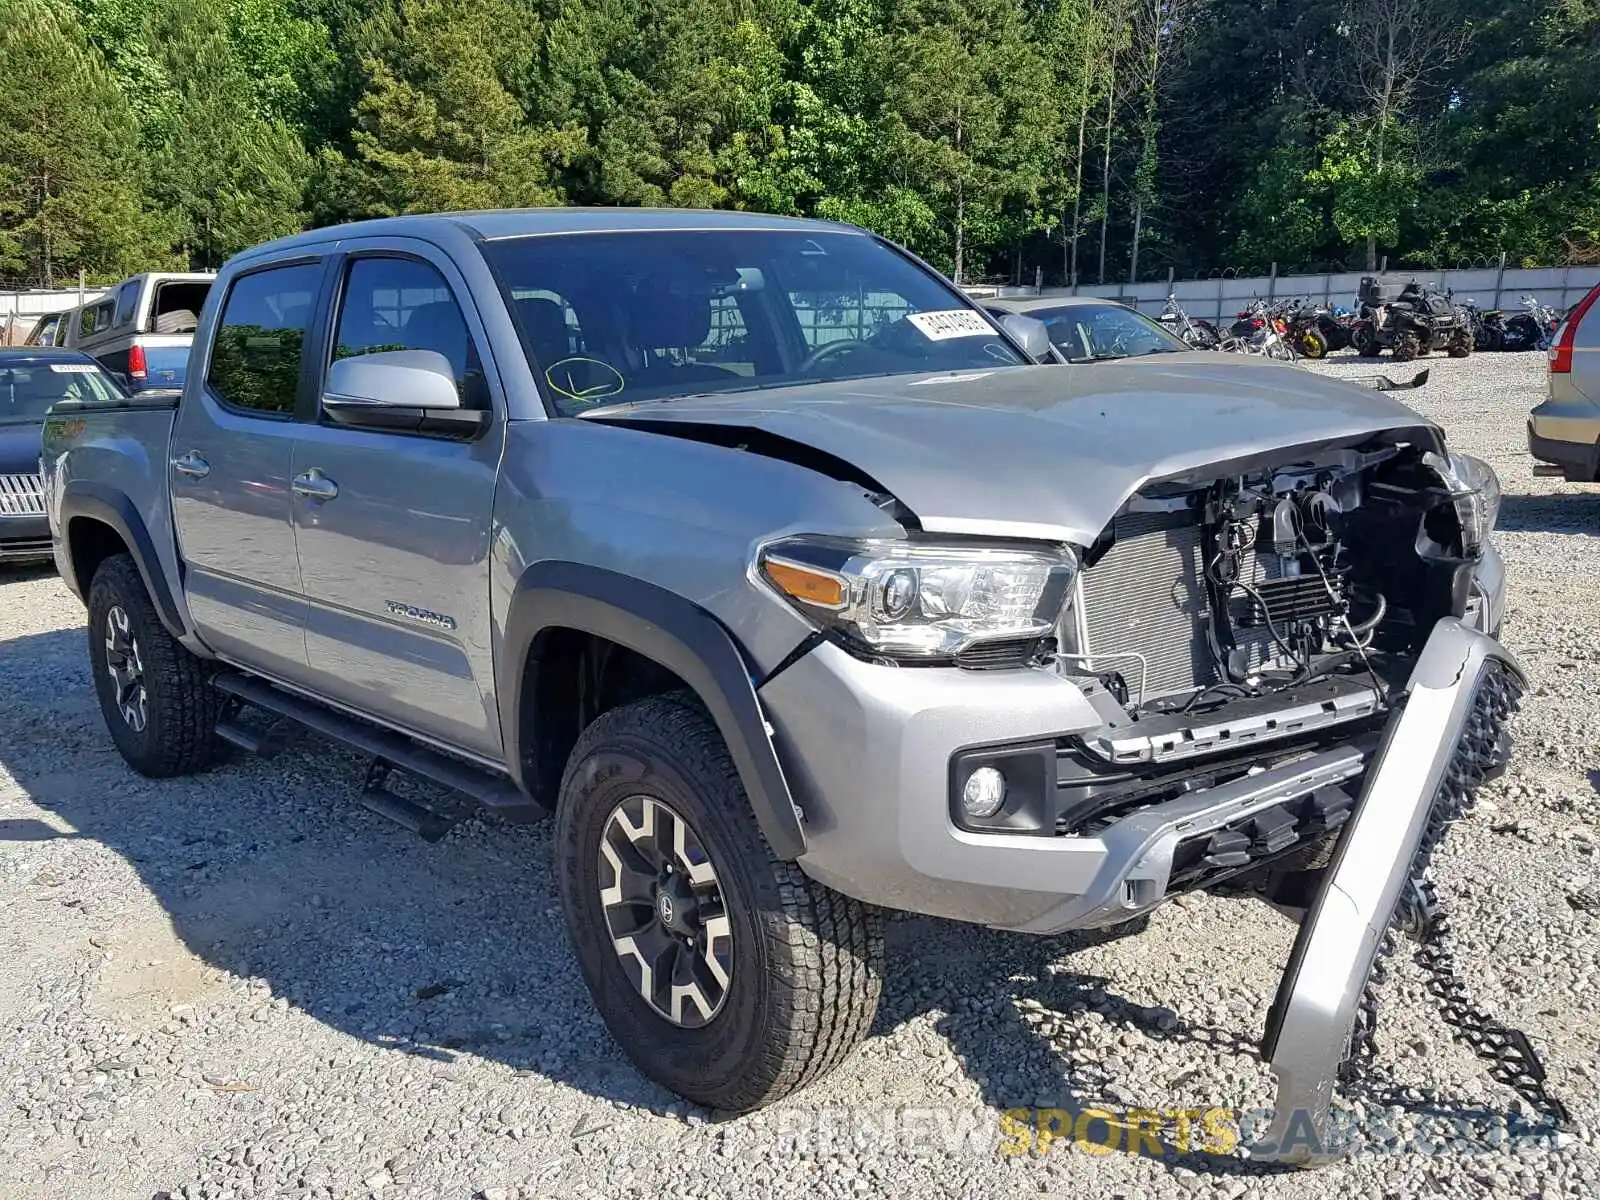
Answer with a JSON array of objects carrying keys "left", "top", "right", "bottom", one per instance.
[{"left": 212, "top": 673, "right": 544, "bottom": 828}]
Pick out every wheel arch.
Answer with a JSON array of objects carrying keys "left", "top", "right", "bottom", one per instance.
[
  {"left": 502, "top": 562, "right": 807, "bottom": 861},
  {"left": 59, "top": 482, "right": 187, "bottom": 640}
]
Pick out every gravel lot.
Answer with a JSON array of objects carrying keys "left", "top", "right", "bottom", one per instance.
[{"left": 1, "top": 351, "right": 1597, "bottom": 1200}]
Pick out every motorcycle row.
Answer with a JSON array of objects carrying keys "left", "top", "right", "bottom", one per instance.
[{"left": 1157, "top": 278, "right": 1566, "bottom": 363}]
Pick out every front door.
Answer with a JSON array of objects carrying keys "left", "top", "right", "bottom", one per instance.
[
  {"left": 169, "top": 260, "right": 324, "bottom": 680},
  {"left": 290, "top": 250, "right": 503, "bottom": 757}
]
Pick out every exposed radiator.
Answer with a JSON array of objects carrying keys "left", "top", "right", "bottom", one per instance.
[
  {"left": 0, "top": 474, "right": 44, "bottom": 516},
  {"left": 1075, "top": 509, "right": 1292, "bottom": 701}
]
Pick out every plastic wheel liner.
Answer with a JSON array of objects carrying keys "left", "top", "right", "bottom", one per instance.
[{"left": 1252, "top": 616, "right": 1555, "bottom": 1166}]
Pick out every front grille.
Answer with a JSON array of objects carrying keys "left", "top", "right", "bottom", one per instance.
[{"left": 0, "top": 473, "right": 44, "bottom": 516}]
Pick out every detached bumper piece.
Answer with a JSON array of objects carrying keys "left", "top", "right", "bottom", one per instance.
[
  {"left": 1165, "top": 785, "right": 1355, "bottom": 895},
  {"left": 1253, "top": 618, "right": 1564, "bottom": 1166}
]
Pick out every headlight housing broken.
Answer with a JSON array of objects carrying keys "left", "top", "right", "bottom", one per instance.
[
  {"left": 758, "top": 536, "right": 1077, "bottom": 662},
  {"left": 1423, "top": 451, "right": 1502, "bottom": 558}
]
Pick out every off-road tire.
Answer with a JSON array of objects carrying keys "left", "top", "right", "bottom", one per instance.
[
  {"left": 1447, "top": 330, "right": 1474, "bottom": 358},
  {"left": 1295, "top": 328, "right": 1328, "bottom": 359},
  {"left": 556, "top": 692, "right": 883, "bottom": 1112},
  {"left": 1391, "top": 330, "right": 1421, "bottom": 362},
  {"left": 87, "top": 554, "right": 222, "bottom": 777},
  {"left": 1356, "top": 328, "right": 1381, "bottom": 357}
]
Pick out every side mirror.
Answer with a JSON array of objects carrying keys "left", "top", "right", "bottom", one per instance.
[
  {"left": 998, "top": 313, "right": 1054, "bottom": 362},
  {"left": 322, "top": 349, "right": 485, "bottom": 436}
]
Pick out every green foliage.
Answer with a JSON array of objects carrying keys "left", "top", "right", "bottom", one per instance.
[
  {"left": 1, "top": 0, "right": 1598, "bottom": 283},
  {"left": 0, "top": 0, "right": 167, "bottom": 285},
  {"left": 1306, "top": 117, "right": 1420, "bottom": 259},
  {"left": 144, "top": 0, "right": 312, "bottom": 265}
]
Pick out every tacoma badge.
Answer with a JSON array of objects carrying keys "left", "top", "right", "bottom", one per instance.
[{"left": 385, "top": 601, "right": 457, "bottom": 631}]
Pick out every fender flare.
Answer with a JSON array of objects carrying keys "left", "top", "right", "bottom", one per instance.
[
  {"left": 501, "top": 561, "right": 807, "bottom": 861},
  {"left": 58, "top": 482, "right": 187, "bottom": 639}
]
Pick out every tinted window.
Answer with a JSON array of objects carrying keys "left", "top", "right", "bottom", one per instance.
[
  {"left": 113, "top": 280, "right": 140, "bottom": 327},
  {"left": 77, "top": 300, "right": 113, "bottom": 340},
  {"left": 0, "top": 359, "right": 123, "bottom": 420},
  {"left": 1033, "top": 303, "right": 1187, "bottom": 360},
  {"left": 332, "top": 256, "right": 483, "bottom": 410},
  {"left": 482, "top": 230, "right": 1023, "bottom": 415},
  {"left": 206, "top": 264, "right": 320, "bottom": 416}
]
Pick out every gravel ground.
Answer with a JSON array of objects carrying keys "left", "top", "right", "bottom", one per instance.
[{"left": 1, "top": 350, "right": 1597, "bottom": 1200}]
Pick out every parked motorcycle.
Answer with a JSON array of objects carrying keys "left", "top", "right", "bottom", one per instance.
[
  {"left": 1284, "top": 298, "right": 1353, "bottom": 359},
  {"left": 1459, "top": 294, "right": 1556, "bottom": 352},
  {"left": 1227, "top": 299, "right": 1297, "bottom": 360},
  {"left": 1458, "top": 299, "right": 1505, "bottom": 352},
  {"left": 1353, "top": 277, "right": 1473, "bottom": 361},
  {"left": 1157, "top": 293, "right": 1223, "bottom": 349}
]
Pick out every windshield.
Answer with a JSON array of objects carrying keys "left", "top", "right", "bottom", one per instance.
[
  {"left": 1031, "top": 303, "right": 1188, "bottom": 361},
  {"left": 481, "top": 230, "right": 1026, "bottom": 415},
  {"left": 0, "top": 359, "right": 124, "bottom": 421}
]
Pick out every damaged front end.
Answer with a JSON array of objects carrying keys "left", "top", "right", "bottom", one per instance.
[
  {"left": 1042, "top": 439, "right": 1558, "bottom": 1162},
  {"left": 1252, "top": 620, "right": 1550, "bottom": 1164}
]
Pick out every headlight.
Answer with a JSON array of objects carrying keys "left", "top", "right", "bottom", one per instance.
[
  {"left": 1424, "top": 451, "right": 1501, "bottom": 557},
  {"left": 757, "top": 536, "right": 1077, "bottom": 662}
]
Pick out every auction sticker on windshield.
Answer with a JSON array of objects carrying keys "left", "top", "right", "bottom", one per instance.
[{"left": 906, "top": 309, "right": 994, "bottom": 340}]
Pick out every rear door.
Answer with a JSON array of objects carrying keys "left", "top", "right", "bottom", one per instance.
[
  {"left": 289, "top": 245, "right": 504, "bottom": 756},
  {"left": 170, "top": 258, "right": 327, "bottom": 679}
]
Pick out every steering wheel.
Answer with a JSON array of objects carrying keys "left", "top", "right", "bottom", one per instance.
[{"left": 797, "top": 337, "right": 873, "bottom": 374}]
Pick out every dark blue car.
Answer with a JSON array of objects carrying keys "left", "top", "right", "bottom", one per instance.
[{"left": 1, "top": 349, "right": 126, "bottom": 563}]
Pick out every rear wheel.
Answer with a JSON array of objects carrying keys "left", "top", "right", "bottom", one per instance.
[
  {"left": 556, "top": 692, "right": 883, "bottom": 1112},
  {"left": 87, "top": 554, "right": 222, "bottom": 776}
]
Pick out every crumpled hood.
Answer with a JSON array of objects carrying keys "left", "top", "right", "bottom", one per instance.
[{"left": 585, "top": 354, "right": 1440, "bottom": 545}]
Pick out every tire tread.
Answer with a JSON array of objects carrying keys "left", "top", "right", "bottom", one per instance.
[{"left": 560, "top": 692, "right": 883, "bottom": 1112}]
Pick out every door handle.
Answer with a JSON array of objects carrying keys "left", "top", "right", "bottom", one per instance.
[
  {"left": 171, "top": 451, "right": 210, "bottom": 480},
  {"left": 291, "top": 469, "right": 339, "bottom": 501}
]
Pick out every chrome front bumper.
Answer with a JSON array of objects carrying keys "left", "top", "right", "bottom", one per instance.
[{"left": 1252, "top": 616, "right": 1522, "bottom": 1165}]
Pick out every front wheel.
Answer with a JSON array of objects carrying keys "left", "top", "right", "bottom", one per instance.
[
  {"left": 1391, "top": 330, "right": 1421, "bottom": 362},
  {"left": 1447, "top": 330, "right": 1474, "bottom": 358},
  {"left": 87, "top": 554, "right": 222, "bottom": 776},
  {"left": 556, "top": 693, "right": 883, "bottom": 1112},
  {"left": 1295, "top": 328, "right": 1328, "bottom": 359}
]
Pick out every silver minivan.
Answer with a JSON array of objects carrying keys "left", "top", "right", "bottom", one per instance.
[{"left": 60, "top": 271, "right": 215, "bottom": 392}]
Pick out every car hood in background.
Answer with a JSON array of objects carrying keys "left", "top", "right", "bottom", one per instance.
[
  {"left": 584, "top": 355, "right": 1440, "bottom": 545},
  {"left": 0, "top": 422, "right": 44, "bottom": 475}
]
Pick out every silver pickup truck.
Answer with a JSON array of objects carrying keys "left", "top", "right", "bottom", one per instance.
[{"left": 41, "top": 209, "right": 1532, "bottom": 1161}]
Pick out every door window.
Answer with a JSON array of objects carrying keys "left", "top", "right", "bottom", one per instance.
[
  {"left": 205, "top": 263, "right": 321, "bottom": 417},
  {"left": 333, "top": 256, "right": 479, "bottom": 403}
]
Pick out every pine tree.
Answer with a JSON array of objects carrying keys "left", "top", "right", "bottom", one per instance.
[
  {"left": 146, "top": 0, "right": 312, "bottom": 267},
  {"left": 0, "top": 0, "right": 161, "bottom": 285},
  {"left": 342, "top": 0, "right": 580, "bottom": 216}
]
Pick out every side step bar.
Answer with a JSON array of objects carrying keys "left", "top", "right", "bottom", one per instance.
[{"left": 213, "top": 673, "right": 544, "bottom": 835}]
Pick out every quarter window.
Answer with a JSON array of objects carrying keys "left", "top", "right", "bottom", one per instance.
[
  {"left": 113, "top": 280, "right": 140, "bottom": 328},
  {"left": 205, "top": 264, "right": 321, "bottom": 416},
  {"left": 77, "top": 299, "right": 114, "bottom": 340}
]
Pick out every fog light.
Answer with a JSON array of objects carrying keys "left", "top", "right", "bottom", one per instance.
[{"left": 961, "top": 766, "right": 1007, "bottom": 819}]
